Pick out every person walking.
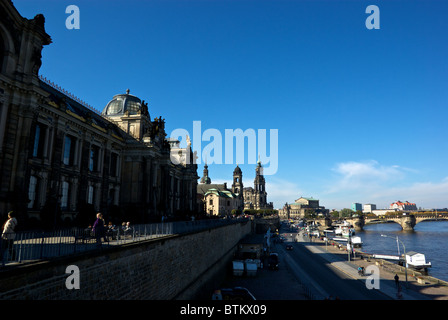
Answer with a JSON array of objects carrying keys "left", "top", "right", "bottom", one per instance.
[
  {"left": 394, "top": 274, "right": 400, "bottom": 288},
  {"left": 2, "top": 211, "right": 18, "bottom": 261},
  {"left": 92, "top": 213, "right": 106, "bottom": 247}
]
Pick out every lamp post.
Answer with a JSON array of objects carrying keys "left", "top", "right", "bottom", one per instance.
[{"left": 381, "top": 234, "right": 408, "bottom": 288}]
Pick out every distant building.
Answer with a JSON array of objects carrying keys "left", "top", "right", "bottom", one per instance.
[
  {"left": 363, "top": 204, "right": 377, "bottom": 213},
  {"left": 197, "top": 160, "right": 273, "bottom": 216},
  {"left": 351, "top": 203, "right": 362, "bottom": 212},
  {"left": 243, "top": 160, "right": 274, "bottom": 211},
  {"left": 197, "top": 165, "right": 244, "bottom": 216},
  {"left": 390, "top": 201, "right": 417, "bottom": 211},
  {"left": 372, "top": 209, "right": 398, "bottom": 216},
  {"left": 279, "top": 197, "right": 328, "bottom": 219}
]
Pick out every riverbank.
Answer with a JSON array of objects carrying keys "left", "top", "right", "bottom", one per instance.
[{"left": 310, "top": 234, "right": 448, "bottom": 300}]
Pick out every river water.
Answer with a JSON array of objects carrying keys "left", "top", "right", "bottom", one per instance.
[{"left": 357, "top": 220, "right": 448, "bottom": 282}]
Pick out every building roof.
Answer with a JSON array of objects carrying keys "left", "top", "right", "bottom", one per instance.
[
  {"left": 204, "top": 188, "right": 237, "bottom": 198},
  {"left": 39, "top": 78, "right": 125, "bottom": 140},
  {"left": 197, "top": 183, "right": 228, "bottom": 195},
  {"left": 295, "top": 197, "right": 319, "bottom": 202},
  {"left": 102, "top": 89, "right": 145, "bottom": 117},
  {"left": 233, "top": 165, "right": 242, "bottom": 174}
]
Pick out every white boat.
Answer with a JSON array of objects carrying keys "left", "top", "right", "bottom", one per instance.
[
  {"left": 351, "top": 236, "right": 363, "bottom": 247},
  {"left": 341, "top": 226, "right": 355, "bottom": 237},
  {"left": 330, "top": 235, "right": 363, "bottom": 247},
  {"left": 371, "top": 251, "right": 432, "bottom": 271},
  {"left": 334, "top": 221, "right": 354, "bottom": 236},
  {"left": 405, "top": 251, "right": 432, "bottom": 270},
  {"left": 334, "top": 226, "right": 342, "bottom": 235}
]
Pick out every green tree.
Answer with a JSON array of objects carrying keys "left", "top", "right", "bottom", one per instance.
[
  {"left": 305, "top": 208, "right": 316, "bottom": 218},
  {"left": 340, "top": 208, "right": 353, "bottom": 217}
]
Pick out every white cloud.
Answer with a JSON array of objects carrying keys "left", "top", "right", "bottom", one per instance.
[
  {"left": 265, "top": 178, "right": 304, "bottom": 209},
  {"left": 369, "top": 177, "right": 448, "bottom": 209},
  {"left": 327, "top": 160, "right": 406, "bottom": 192},
  {"left": 321, "top": 160, "right": 448, "bottom": 209}
]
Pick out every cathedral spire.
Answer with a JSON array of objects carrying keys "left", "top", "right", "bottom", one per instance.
[{"left": 200, "top": 163, "right": 211, "bottom": 184}]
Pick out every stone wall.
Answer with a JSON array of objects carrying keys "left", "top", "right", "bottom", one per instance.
[{"left": 0, "top": 220, "right": 252, "bottom": 300}]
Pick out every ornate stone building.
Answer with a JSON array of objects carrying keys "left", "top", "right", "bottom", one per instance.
[
  {"left": 0, "top": 0, "right": 198, "bottom": 226},
  {"left": 279, "top": 197, "right": 328, "bottom": 219},
  {"left": 197, "top": 161, "right": 273, "bottom": 215},
  {"left": 197, "top": 165, "right": 243, "bottom": 216},
  {"left": 243, "top": 160, "right": 273, "bottom": 211}
]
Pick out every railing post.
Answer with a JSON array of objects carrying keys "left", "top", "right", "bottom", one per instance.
[
  {"left": 17, "top": 233, "right": 23, "bottom": 263},
  {"left": 40, "top": 232, "right": 45, "bottom": 259}
]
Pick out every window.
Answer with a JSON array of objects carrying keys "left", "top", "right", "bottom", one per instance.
[
  {"left": 61, "top": 181, "right": 69, "bottom": 210},
  {"left": 87, "top": 185, "right": 94, "bottom": 204},
  {"left": 63, "top": 135, "right": 76, "bottom": 165},
  {"left": 32, "top": 124, "right": 46, "bottom": 158},
  {"left": 106, "top": 98, "right": 123, "bottom": 115},
  {"left": 209, "top": 199, "right": 213, "bottom": 206},
  {"left": 110, "top": 153, "right": 118, "bottom": 177},
  {"left": 28, "top": 176, "right": 38, "bottom": 209},
  {"left": 89, "top": 145, "right": 99, "bottom": 172},
  {"left": 126, "top": 100, "right": 140, "bottom": 114}
]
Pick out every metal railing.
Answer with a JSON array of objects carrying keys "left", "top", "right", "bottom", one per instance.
[{"left": 1, "top": 218, "right": 248, "bottom": 267}]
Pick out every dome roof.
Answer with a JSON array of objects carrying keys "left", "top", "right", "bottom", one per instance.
[
  {"left": 102, "top": 89, "right": 142, "bottom": 116},
  {"left": 233, "top": 165, "right": 242, "bottom": 174}
]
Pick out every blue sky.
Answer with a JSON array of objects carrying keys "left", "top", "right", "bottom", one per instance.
[{"left": 15, "top": 0, "right": 448, "bottom": 210}]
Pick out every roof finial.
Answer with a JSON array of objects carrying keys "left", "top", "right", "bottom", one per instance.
[{"left": 126, "top": 89, "right": 130, "bottom": 94}]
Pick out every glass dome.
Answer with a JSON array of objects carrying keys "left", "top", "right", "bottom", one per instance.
[{"left": 102, "top": 89, "right": 142, "bottom": 116}]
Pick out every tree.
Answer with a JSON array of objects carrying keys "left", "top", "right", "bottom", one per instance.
[
  {"left": 330, "top": 211, "right": 340, "bottom": 218},
  {"left": 340, "top": 208, "right": 353, "bottom": 217},
  {"left": 305, "top": 208, "right": 316, "bottom": 218}
]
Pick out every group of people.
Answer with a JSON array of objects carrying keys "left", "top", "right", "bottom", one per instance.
[{"left": 91, "top": 213, "right": 133, "bottom": 247}]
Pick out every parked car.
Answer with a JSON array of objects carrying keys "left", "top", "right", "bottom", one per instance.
[
  {"left": 212, "top": 287, "right": 256, "bottom": 300},
  {"left": 286, "top": 244, "right": 293, "bottom": 250},
  {"left": 268, "top": 253, "right": 279, "bottom": 270}
]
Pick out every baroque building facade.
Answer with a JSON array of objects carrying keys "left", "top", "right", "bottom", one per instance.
[
  {"left": 279, "top": 197, "right": 328, "bottom": 219},
  {"left": 0, "top": 1, "right": 198, "bottom": 227},
  {"left": 197, "top": 164, "right": 243, "bottom": 216},
  {"left": 197, "top": 161, "right": 273, "bottom": 216}
]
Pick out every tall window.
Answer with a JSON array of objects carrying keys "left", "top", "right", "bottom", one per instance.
[
  {"left": 61, "top": 181, "right": 69, "bottom": 210},
  {"left": 87, "top": 185, "right": 94, "bottom": 204},
  {"left": 63, "top": 135, "right": 76, "bottom": 165},
  {"left": 32, "top": 124, "right": 46, "bottom": 158},
  {"left": 110, "top": 153, "right": 118, "bottom": 177},
  {"left": 28, "top": 176, "right": 38, "bottom": 209},
  {"left": 89, "top": 145, "right": 99, "bottom": 172}
]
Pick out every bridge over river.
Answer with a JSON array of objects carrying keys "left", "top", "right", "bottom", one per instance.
[{"left": 314, "top": 214, "right": 448, "bottom": 231}]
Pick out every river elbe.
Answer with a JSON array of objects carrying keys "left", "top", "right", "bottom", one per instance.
[{"left": 358, "top": 220, "right": 448, "bottom": 282}]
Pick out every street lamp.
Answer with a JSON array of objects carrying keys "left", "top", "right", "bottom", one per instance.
[{"left": 381, "top": 234, "right": 408, "bottom": 288}]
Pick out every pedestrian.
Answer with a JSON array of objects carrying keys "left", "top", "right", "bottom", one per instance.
[
  {"left": 394, "top": 274, "right": 400, "bottom": 288},
  {"left": 396, "top": 282, "right": 403, "bottom": 299},
  {"left": 1, "top": 211, "right": 18, "bottom": 261},
  {"left": 92, "top": 212, "right": 106, "bottom": 247}
]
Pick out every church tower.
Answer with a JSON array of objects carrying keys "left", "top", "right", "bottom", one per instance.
[
  {"left": 232, "top": 165, "right": 243, "bottom": 195},
  {"left": 200, "top": 163, "right": 211, "bottom": 184},
  {"left": 254, "top": 159, "right": 267, "bottom": 208},
  {"left": 232, "top": 165, "right": 244, "bottom": 212}
]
